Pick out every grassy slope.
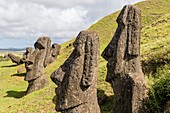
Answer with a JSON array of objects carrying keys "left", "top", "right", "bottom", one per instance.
[{"left": 0, "top": 0, "right": 170, "bottom": 112}]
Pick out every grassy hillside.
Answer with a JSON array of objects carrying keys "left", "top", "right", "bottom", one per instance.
[{"left": 0, "top": 0, "right": 170, "bottom": 112}]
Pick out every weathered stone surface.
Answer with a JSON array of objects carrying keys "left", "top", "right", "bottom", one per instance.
[
  {"left": 51, "top": 30, "right": 100, "bottom": 113},
  {"left": 48, "top": 43, "right": 61, "bottom": 64},
  {"left": 24, "top": 37, "right": 51, "bottom": 95},
  {"left": 8, "top": 47, "right": 33, "bottom": 65},
  {"left": 102, "top": 5, "right": 148, "bottom": 113},
  {"left": 8, "top": 53, "right": 23, "bottom": 65},
  {"left": 22, "top": 47, "right": 33, "bottom": 61}
]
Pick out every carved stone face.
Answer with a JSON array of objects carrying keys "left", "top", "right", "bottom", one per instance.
[
  {"left": 73, "top": 31, "right": 87, "bottom": 56},
  {"left": 51, "top": 44, "right": 60, "bottom": 57},
  {"left": 26, "top": 47, "right": 33, "bottom": 54},
  {"left": 25, "top": 37, "right": 51, "bottom": 81},
  {"left": 24, "top": 37, "right": 60, "bottom": 95},
  {"left": 51, "top": 31, "right": 100, "bottom": 112},
  {"left": 101, "top": 5, "right": 148, "bottom": 113}
]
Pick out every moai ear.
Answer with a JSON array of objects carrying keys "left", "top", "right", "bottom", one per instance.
[
  {"left": 80, "top": 35, "right": 99, "bottom": 90},
  {"left": 126, "top": 6, "right": 141, "bottom": 56}
]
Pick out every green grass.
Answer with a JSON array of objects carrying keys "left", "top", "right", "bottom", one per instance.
[
  {"left": 0, "top": 60, "right": 58, "bottom": 113},
  {"left": 145, "top": 64, "right": 170, "bottom": 112},
  {"left": 0, "top": 0, "right": 170, "bottom": 112}
]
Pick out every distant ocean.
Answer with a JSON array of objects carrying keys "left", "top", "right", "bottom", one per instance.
[{"left": 0, "top": 48, "right": 25, "bottom": 52}]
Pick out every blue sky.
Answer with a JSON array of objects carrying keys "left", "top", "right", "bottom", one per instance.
[{"left": 0, "top": 0, "right": 143, "bottom": 48}]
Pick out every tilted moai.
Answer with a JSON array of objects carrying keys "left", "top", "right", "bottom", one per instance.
[
  {"left": 8, "top": 47, "right": 33, "bottom": 65},
  {"left": 8, "top": 53, "right": 23, "bottom": 65},
  {"left": 102, "top": 5, "right": 148, "bottom": 113},
  {"left": 51, "top": 30, "right": 100, "bottom": 113},
  {"left": 25, "top": 37, "right": 60, "bottom": 95}
]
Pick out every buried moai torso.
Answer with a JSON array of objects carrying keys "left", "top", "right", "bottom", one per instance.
[
  {"left": 102, "top": 5, "right": 148, "bottom": 113},
  {"left": 24, "top": 37, "right": 51, "bottom": 95},
  {"left": 51, "top": 30, "right": 100, "bottom": 113}
]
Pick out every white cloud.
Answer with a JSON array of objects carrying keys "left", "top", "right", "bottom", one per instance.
[
  {"left": 0, "top": 1, "right": 89, "bottom": 40},
  {"left": 0, "top": 0, "right": 143, "bottom": 48},
  {"left": 17, "top": 0, "right": 104, "bottom": 8}
]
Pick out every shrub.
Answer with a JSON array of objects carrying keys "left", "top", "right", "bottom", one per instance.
[{"left": 146, "top": 69, "right": 170, "bottom": 112}]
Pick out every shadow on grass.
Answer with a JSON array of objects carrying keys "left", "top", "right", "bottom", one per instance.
[
  {"left": 142, "top": 58, "right": 170, "bottom": 77},
  {"left": 97, "top": 89, "right": 113, "bottom": 113},
  {"left": 11, "top": 73, "right": 26, "bottom": 77},
  {"left": 4, "top": 90, "right": 25, "bottom": 99},
  {"left": 52, "top": 95, "right": 56, "bottom": 105},
  {"left": 1, "top": 64, "right": 18, "bottom": 68}
]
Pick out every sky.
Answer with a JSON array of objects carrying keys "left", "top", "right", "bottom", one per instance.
[{"left": 0, "top": 0, "right": 143, "bottom": 48}]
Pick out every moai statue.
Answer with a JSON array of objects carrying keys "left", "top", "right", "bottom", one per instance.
[
  {"left": 22, "top": 47, "right": 33, "bottom": 62},
  {"left": 17, "top": 47, "right": 33, "bottom": 74},
  {"left": 8, "top": 53, "right": 23, "bottom": 65},
  {"left": 24, "top": 37, "right": 51, "bottom": 95},
  {"left": 101, "top": 5, "right": 148, "bottom": 113},
  {"left": 51, "top": 30, "right": 100, "bottom": 113},
  {"left": 8, "top": 47, "right": 33, "bottom": 65},
  {"left": 48, "top": 43, "right": 61, "bottom": 64}
]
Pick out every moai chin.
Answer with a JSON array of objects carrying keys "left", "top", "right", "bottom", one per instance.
[
  {"left": 24, "top": 37, "right": 51, "bottom": 95},
  {"left": 51, "top": 30, "right": 100, "bottom": 113},
  {"left": 102, "top": 5, "right": 148, "bottom": 113}
]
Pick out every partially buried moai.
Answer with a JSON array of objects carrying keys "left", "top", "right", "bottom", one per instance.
[
  {"left": 48, "top": 43, "right": 61, "bottom": 64},
  {"left": 51, "top": 30, "right": 100, "bottom": 113},
  {"left": 22, "top": 47, "right": 33, "bottom": 62},
  {"left": 8, "top": 53, "right": 24, "bottom": 65},
  {"left": 25, "top": 37, "right": 60, "bottom": 95},
  {"left": 102, "top": 5, "right": 148, "bottom": 113},
  {"left": 7, "top": 47, "right": 33, "bottom": 65}
]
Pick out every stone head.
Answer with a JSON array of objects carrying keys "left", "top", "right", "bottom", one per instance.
[
  {"left": 51, "top": 43, "right": 61, "bottom": 57},
  {"left": 26, "top": 47, "right": 33, "bottom": 54},
  {"left": 25, "top": 37, "right": 51, "bottom": 81}
]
